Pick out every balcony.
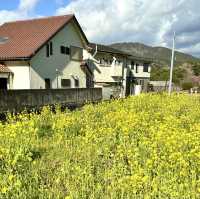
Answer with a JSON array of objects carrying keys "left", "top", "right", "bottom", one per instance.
[{"left": 110, "top": 64, "right": 123, "bottom": 77}]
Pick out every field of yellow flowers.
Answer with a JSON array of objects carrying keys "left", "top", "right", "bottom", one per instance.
[{"left": 0, "top": 93, "right": 200, "bottom": 198}]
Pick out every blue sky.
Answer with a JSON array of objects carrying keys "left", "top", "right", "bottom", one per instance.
[
  {"left": 0, "top": 1, "right": 19, "bottom": 10},
  {"left": 0, "top": 0, "right": 200, "bottom": 57},
  {"left": 0, "top": 0, "right": 70, "bottom": 16}
]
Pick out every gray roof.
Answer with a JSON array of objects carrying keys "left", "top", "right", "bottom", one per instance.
[
  {"left": 150, "top": 81, "right": 172, "bottom": 87},
  {"left": 89, "top": 43, "right": 153, "bottom": 62},
  {"left": 89, "top": 43, "right": 130, "bottom": 56}
]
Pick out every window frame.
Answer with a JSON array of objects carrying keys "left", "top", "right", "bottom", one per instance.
[
  {"left": 136, "top": 63, "right": 139, "bottom": 73},
  {"left": 60, "top": 46, "right": 65, "bottom": 54},
  {"left": 74, "top": 79, "right": 79, "bottom": 88},
  {"left": 66, "top": 47, "right": 70, "bottom": 55},
  {"left": 61, "top": 79, "right": 71, "bottom": 88},
  {"left": 143, "top": 63, "right": 149, "bottom": 72},
  {"left": 45, "top": 78, "right": 51, "bottom": 89},
  {"left": 46, "top": 44, "right": 50, "bottom": 57},
  {"left": 70, "top": 45, "right": 83, "bottom": 61},
  {"left": 60, "top": 46, "right": 70, "bottom": 55},
  {"left": 50, "top": 42, "right": 53, "bottom": 56},
  {"left": 131, "top": 61, "right": 135, "bottom": 70}
]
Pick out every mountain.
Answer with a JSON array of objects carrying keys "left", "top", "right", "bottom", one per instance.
[
  {"left": 110, "top": 42, "right": 200, "bottom": 66},
  {"left": 110, "top": 42, "right": 200, "bottom": 87}
]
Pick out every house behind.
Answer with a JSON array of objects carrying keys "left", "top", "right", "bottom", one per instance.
[{"left": 84, "top": 43, "right": 152, "bottom": 98}]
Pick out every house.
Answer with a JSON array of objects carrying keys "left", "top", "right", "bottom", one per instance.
[
  {"left": 125, "top": 56, "right": 152, "bottom": 95},
  {"left": 83, "top": 43, "right": 152, "bottom": 99},
  {"left": 0, "top": 14, "right": 152, "bottom": 99},
  {"left": 0, "top": 15, "right": 91, "bottom": 90},
  {"left": 83, "top": 43, "right": 129, "bottom": 99}
]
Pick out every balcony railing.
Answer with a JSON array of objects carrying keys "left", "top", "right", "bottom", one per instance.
[{"left": 110, "top": 64, "right": 123, "bottom": 77}]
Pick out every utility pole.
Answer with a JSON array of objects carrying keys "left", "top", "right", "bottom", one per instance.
[{"left": 168, "top": 31, "right": 176, "bottom": 95}]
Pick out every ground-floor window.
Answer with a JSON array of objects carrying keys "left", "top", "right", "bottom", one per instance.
[
  {"left": 45, "top": 78, "right": 51, "bottom": 89},
  {"left": 61, "top": 79, "right": 71, "bottom": 88},
  {"left": 74, "top": 79, "right": 79, "bottom": 88},
  {"left": 139, "top": 79, "right": 145, "bottom": 90},
  {"left": 0, "top": 78, "right": 7, "bottom": 90}
]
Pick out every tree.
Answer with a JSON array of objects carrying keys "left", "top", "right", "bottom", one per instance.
[
  {"left": 150, "top": 64, "right": 185, "bottom": 85},
  {"left": 192, "top": 63, "right": 200, "bottom": 76}
]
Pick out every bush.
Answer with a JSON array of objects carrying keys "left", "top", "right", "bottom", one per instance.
[{"left": 192, "top": 63, "right": 200, "bottom": 76}]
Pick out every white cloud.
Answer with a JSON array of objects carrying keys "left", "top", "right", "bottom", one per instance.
[
  {"left": 0, "top": 0, "right": 39, "bottom": 24},
  {"left": 55, "top": 0, "right": 65, "bottom": 6},
  {"left": 56, "top": 0, "right": 200, "bottom": 57},
  {"left": 19, "top": 0, "right": 39, "bottom": 12}
]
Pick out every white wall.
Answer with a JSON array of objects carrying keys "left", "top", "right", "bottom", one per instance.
[
  {"left": 30, "top": 19, "right": 87, "bottom": 89},
  {"left": 7, "top": 61, "right": 30, "bottom": 89},
  {"left": 127, "top": 61, "right": 151, "bottom": 78},
  {"left": 84, "top": 51, "right": 125, "bottom": 83}
]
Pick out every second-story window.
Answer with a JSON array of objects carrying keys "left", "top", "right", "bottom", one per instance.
[
  {"left": 61, "top": 46, "right": 65, "bottom": 54},
  {"left": 61, "top": 46, "right": 70, "bottom": 55},
  {"left": 46, "top": 44, "right": 50, "bottom": 57},
  {"left": 104, "top": 59, "right": 108, "bottom": 65},
  {"left": 50, "top": 42, "right": 53, "bottom": 55},
  {"left": 143, "top": 63, "right": 149, "bottom": 72},
  {"left": 136, "top": 63, "right": 139, "bottom": 73},
  {"left": 131, "top": 61, "right": 135, "bottom": 70},
  {"left": 70, "top": 46, "right": 83, "bottom": 61},
  {"left": 100, "top": 58, "right": 105, "bottom": 65},
  {"left": 46, "top": 42, "right": 53, "bottom": 57}
]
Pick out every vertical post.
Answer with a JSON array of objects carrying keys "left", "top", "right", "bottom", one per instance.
[{"left": 168, "top": 31, "right": 176, "bottom": 95}]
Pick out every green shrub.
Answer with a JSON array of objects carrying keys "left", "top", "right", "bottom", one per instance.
[{"left": 182, "top": 82, "right": 194, "bottom": 90}]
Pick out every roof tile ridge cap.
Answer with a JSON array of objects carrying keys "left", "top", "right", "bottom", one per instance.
[{"left": 3, "top": 14, "right": 75, "bottom": 24}]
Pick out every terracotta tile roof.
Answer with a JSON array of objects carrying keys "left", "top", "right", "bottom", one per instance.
[
  {"left": 0, "top": 15, "right": 76, "bottom": 60},
  {"left": 0, "top": 64, "right": 13, "bottom": 73}
]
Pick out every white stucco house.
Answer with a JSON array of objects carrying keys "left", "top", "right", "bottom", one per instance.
[
  {"left": 83, "top": 43, "right": 152, "bottom": 99},
  {"left": 0, "top": 15, "right": 91, "bottom": 90}
]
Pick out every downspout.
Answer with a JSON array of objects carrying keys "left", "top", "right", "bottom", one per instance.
[
  {"left": 28, "top": 61, "right": 31, "bottom": 89},
  {"left": 121, "top": 56, "right": 126, "bottom": 98}
]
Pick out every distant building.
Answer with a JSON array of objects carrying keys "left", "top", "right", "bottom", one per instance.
[
  {"left": 149, "top": 81, "right": 181, "bottom": 92},
  {"left": 125, "top": 56, "right": 152, "bottom": 96},
  {"left": 84, "top": 43, "right": 152, "bottom": 99}
]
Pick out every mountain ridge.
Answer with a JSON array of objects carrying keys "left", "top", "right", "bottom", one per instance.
[{"left": 109, "top": 42, "right": 199, "bottom": 65}]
